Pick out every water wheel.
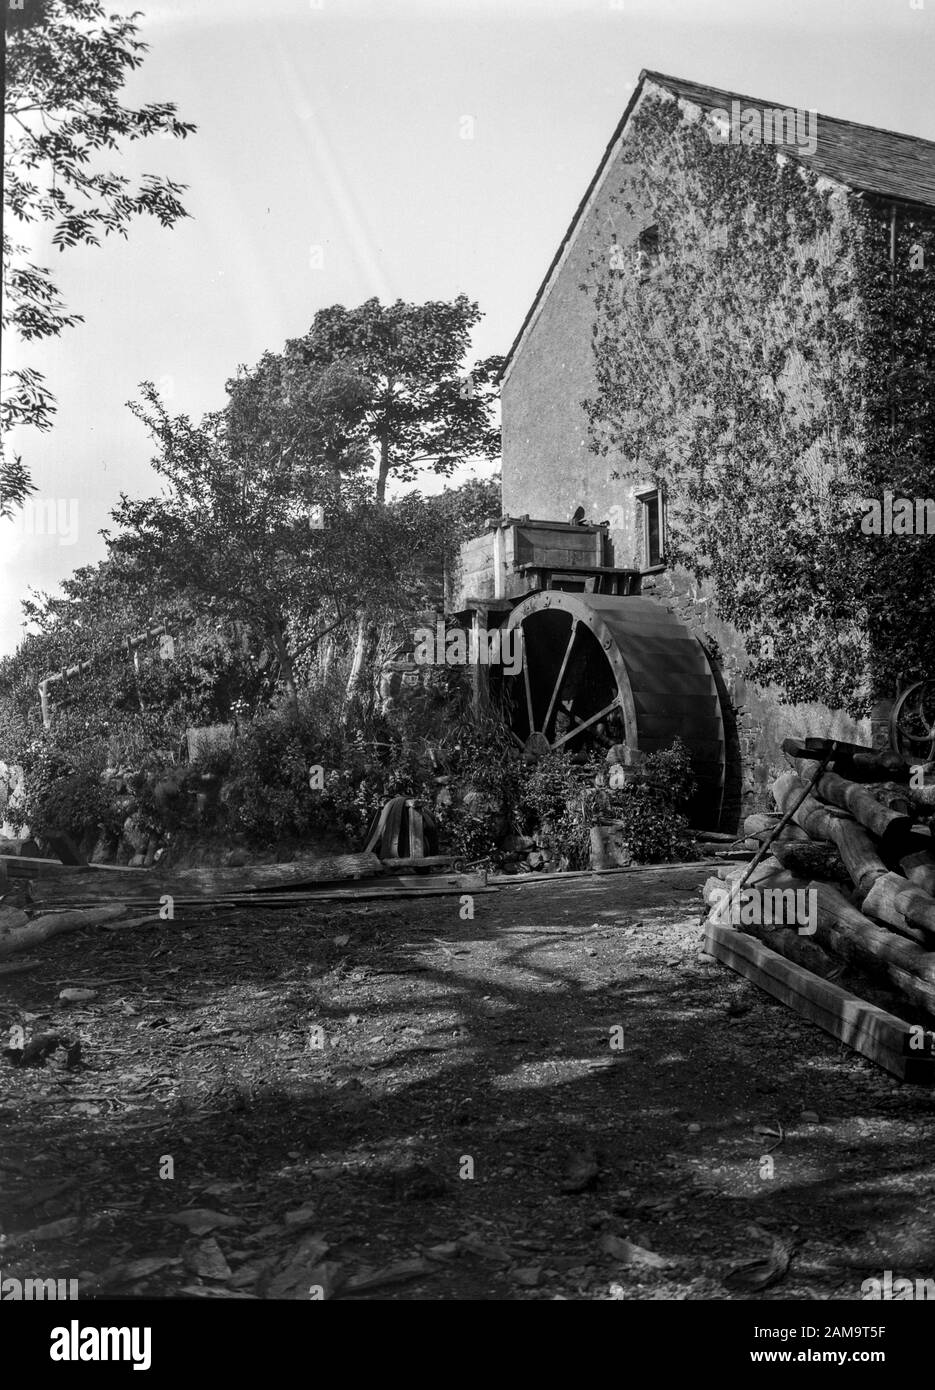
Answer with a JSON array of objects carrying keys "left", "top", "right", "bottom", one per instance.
[
  {"left": 500, "top": 591, "right": 726, "bottom": 827},
  {"left": 890, "top": 679, "right": 935, "bottom": 763}
]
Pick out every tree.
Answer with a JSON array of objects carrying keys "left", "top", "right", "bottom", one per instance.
[
  {"left": 0, "top": 555, "right": 260, "bottom": 752},
  {"left": 110, "top": 378, "right": 412, "bottom": 713},
  {"left": 293, "top": 296, "right": 502, "bottom": 502},
  {"left": 2, "top": 0, "right": 195, "bottom": 499},
  {"left": 289, "top": 296, "right": 503, "bottom": 716}
]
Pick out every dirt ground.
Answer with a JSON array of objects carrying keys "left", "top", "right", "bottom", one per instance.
[{"left": 2, "top": 865, "right": 935, "bottom": 1302}]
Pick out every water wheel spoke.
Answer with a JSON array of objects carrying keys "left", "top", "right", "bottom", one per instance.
[
  {"left": 542, "top": 620, "right": 579, "bottom": 738},
  {"left": 550, "top": 697, "right": 621, "bottom": 751},
  {"left": 521, "top": 625, "right": 536, "bottom": 732}
]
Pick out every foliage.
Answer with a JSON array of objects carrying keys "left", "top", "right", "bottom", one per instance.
[
  {"left": 432, "top": 708, "right": 522, "bottom": 863},
  {"left": 223, "top": 702, "right": 439, "bottom": 847},
  {"left": 290, "top": 296, "right": 503, "bottom": 501},
  {"left": 9, "top": 734, "right": 121, "bottom": 843},
  {"left": 0, "top": 556, "right": 267, "bottom": 767},
  {"left": 0, "top": 449, "right": 36, "bottom": 519},
  {"left": 605, "top": 781, "right": 695, "bottom": 864},
  {"left": 514, "top": 737, "right": 697, "bottom": 867},
  {"left": 515, "top": 751, "right": 594, "bottom": 868},
  {"left": 585, "top": 738, "right": 697, "bottom": 864},
  {"left": 3, "top": 0, "right": 194, "bottom": 476},
  {"left": 585, "top": 94, "right": 935, "bottom": 715},
  {"left": 641, "top": 737, "right": 697, "bottom": 808}
]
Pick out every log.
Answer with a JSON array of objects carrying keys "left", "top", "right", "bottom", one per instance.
[
  {"left": 704, "top": 921, "right": 935, "bottom": 1083},
  {"left": 783, "top": 738, "right": 908, "bottom": 782},
  {"left": 773, "top": 770, "right": 849, "bottom": 842},
  {"left": 0, "top": 905, "right": 31, "bottom": 934},
  {"left": 26, "top": 851, "right": 384, "bottom": 906},
  {"left": 793, "top": 760, "right": 914, "bottom": 845},
  {"left": 0, "top": 906, "right": 131, "bottom": 960},
  {"left": 704, "top": 870, "right": 832, "bottom": 978},
  {"left": 863, "top": 784, "right": 913, "bottom": 816},
  {"left": 773, "top": 770, "right": 888, "bottom": 894},
  {"left": 744, "top": 812, "right": 811, "bottom": 843},
  {"left": 900, "top": 850, "right": 935, "bottom": 897},
  {"left": 861, "top": 872, "right": 935, "bottom": 942},
  {"left": 716, "top": 856, "right": 794, "bottom": 885},
  {"left": 810, "top": 881, "right": 935, "bottom": 993}
]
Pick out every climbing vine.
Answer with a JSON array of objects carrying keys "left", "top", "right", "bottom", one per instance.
[{"left": 584, "top": 94, "right": 935, "bottom": 716}]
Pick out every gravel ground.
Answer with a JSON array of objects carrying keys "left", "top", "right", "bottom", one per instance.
[{"left": 2, "top": 864, "right": 935, "bottom": 1301}]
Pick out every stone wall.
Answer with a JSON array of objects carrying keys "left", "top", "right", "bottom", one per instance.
[{"left": 497, "top": 82, "right": 884, "bottom": 830}]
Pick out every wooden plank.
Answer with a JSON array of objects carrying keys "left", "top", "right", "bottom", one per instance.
[
  {"left": 704, "top": 921, "right": 935, "bottom": 1083},
  {"left": 26, "top": 872, "right": 489, "bottom": 911},
  {"left": 382, "top": 854, "right": 454, "bottom": 869},
  {"left": 489, "top": 859, "right": 725, "bottom": 886},
  {"left": 2, "top": 857, "right": 148, "bottom": 879},
  {"left": 25, "top": 851, "right": 383, "bottom": 905}
]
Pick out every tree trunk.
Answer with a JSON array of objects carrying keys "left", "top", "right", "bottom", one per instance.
[
  {"left": 345, "top": 428, "right": 391, "bottom": 725},
  {"left": 0, "top": 906, "right": 133, "bottom": 960},
  {"left": 791, "top": 758, "right": 913, "bottom": 845},
  {"left": 862, "top": 871, "right": 935, "bottom": 941},
  {"left": 344, "top": 607, "right": 379, "bottom": 727},
  {"left": 270, "top": 621, "right": 299, "bottom": 714},
  {"left": 772, "top": 769, "right": 889, "bottom": 895},
  {"left": 901, "top": 849, "right": 935, "bottom": 896},
  {"left": 811, "top": 880, "right": 935, "bottom": 986}
]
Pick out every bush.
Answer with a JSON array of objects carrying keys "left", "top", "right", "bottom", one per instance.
[
  {"left": 11, "top": 736, "right": 123, "bottom": 843},
  {"left": 597, "top": 737, "right": 698, "bottom": 863},
  {"left": 605, "top": 782, "right": 695, "bottom": 863},
  {"left": 515, "top": 752, "right": 595, "bottom": 869},
  {"left": 225, "top": 704, "right": 325, "bottom": 842}
]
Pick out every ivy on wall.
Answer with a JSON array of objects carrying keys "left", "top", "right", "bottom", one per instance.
[{"left": 584, "top": 94, "right": 935, "bottom": 716}]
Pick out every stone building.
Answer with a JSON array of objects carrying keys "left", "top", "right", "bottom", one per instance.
[{"left": 458, "top": 70, "right": 935, "bottom": 826}]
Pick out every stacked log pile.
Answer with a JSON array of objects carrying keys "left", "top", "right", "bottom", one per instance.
[{"left": 702, "top": 737, "right": 935, "bottom": 1083}]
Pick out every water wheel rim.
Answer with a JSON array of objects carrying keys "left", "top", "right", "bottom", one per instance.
[
  {"left": 892, "top": 679, "right": 935, "bottom": 761},
  {"left": 503, "top": 596, "right": 635, "bottom": 754}
]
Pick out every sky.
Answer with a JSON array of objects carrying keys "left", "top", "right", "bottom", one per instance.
[{"left": 2, "top": 0, "right": 933, "bottom": 656}]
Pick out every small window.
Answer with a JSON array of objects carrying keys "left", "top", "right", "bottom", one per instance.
[
  {"left": 637, "top": 224, "right": 662, "bottom": 279},
  {"left": 637, "top": 488, "right": 665, "bottom": 569}
]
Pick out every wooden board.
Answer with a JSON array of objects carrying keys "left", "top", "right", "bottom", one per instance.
[
  {"left": 704, "top": 921, "right": 935, "bottom": 1084},
  {"left": 26, "top": 872, "right": 490, "bottom": 912},
  {"left": 25, "top": 851, "right": 383, "bottom": 905},
  {"left": 488, "top": 859, "right": 725, "bottom": 886},
  {"left": 2, "top": 857, "right": 146, "bottom": 879}
]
